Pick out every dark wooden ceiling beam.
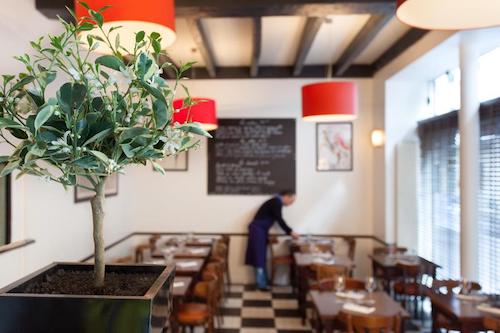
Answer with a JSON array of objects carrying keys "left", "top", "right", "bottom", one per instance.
[
  {"left": 162, "top": 64, "right": 373, "bottom": 79},
  {"left": 372, "top": 28, "right": 429, "bottom": 72},
  {"left": 293, "top": 17, "right": 325, "bottom": 76},
  {"left": 187, "top": 19, "right": 217, "bottom": 78},
  {"left": 334, "top": 13, "right": 392, "bottom": 76},
  {"left": 250, "top": 17, "right": 262, "bottom": 77},
  {"left": 36, "top": 0, "right": 395, "bottom": 20}
]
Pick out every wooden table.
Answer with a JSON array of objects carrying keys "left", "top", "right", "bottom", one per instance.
[
  {"left": 172, "top": 276, "right": 193, "bottom": 298},
  {"left": 174, "top": 259, "right": 204, "bottom": 277},
  {"left": 186, "top": 237, "right": 218, "bottom": 247},
  {"left": 152, "top": 246, "right": 211, "bottom": 259},
  {"left": 310, "top": 291, "right": 410, "bottom": 333},
  {"left": 428, "top": 292, "right": 487, "bottom": 333},
  {"left": 294, "top": 252, "right": 354, "bottom": 323},
  {"left": 369, "top": 254, "right": 439, "bottom": 292}
]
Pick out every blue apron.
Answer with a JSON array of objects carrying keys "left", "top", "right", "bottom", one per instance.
[{"left": 245, "top": 218, "right": 274, "bottom": 268}]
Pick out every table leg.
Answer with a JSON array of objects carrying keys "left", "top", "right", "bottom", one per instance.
[
  {"left": 297, "top": 266, "right": 307, "bottom": 324},
  {"left": 323, "top": 319, "right": 334, "bottom": 333}
]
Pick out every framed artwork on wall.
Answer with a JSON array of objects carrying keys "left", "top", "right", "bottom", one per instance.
[
  {"left": 74, "top": 173, "right": 119, "bottom": 203},
  {"left": 0, "top": 163, "right": 11, "bottom": 246},
  {"left": 316, "top": 122, "right": 353, "bottom": 171},
  {"left": 157, "top": 151, "right": 188, "bottom": 171}
]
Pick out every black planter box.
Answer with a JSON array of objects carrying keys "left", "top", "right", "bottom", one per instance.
[{"left": 0, "top": 262, "right": 175, "bottom": 333}]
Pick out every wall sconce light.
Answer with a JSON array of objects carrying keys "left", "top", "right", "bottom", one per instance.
[{"left": 371, "top": 129, "right": 385, "bottom": 147}]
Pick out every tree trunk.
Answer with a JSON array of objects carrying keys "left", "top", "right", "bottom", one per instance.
[{"left": 90, "top": 179, "right": 106, "bottom": 288}]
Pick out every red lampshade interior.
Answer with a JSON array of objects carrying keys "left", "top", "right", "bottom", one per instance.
[{"left": 173, "top": 98, "right": 218, "bottom": 131}]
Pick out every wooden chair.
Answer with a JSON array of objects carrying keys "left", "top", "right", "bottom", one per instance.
[
  {"left": 313, "top": 263, "right": 348, "bottom": 282},
  {"left": 209, "top": 245, "right": 228, "bottom": 298},
  {"left": 343, "top": 313, "right": 401, "bottom": 333},
  {"left": 175, "top": 277, "right": 218, "bottom": 333},
  {"left": 342, "top": 236, "right": 357, "bottom": 261},
  {"left": 300, "top": 243, "right": 333, "bottom": 253},
  {"left": 268, "top": 235, "right": 294, "bottom": 285},
  {"left": 429, "top": 279, "right": 482, "bottom": 333},
  {"left": 220, "top": 235, "right": 231, "bottom": 285},
  {"left": 393, "top": 262, "right": 426, "bottom": 316},
  {"left": 484, "top": 316, "right": 500, "bottom": 333},
  {"left": 135, "top": 243, "right": 152, "bottom": 263},
  {"left": 111, "top": 255, "right": 134, "bottom": 264},
  {"left": 313, "top": 277, "right": 365, "bottom": 292},
  {"left": 373, "top": 246, "right": 407, "bottom": 255}
]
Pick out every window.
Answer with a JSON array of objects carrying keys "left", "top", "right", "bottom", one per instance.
[
  {"left": 479, "top": 46, "right": 500, "bottom": 103},
  {"left": 420, "top": 69, "right": 461, "bottom": 121},
  {"left": 0, "top": 163, "right": 10, "bottom": 246},
  {"left": 418, "top": 112, "right": 461, "bottom": 279},
  {"left": 478, "top": 98, "right": 500, "bottom": 293}
]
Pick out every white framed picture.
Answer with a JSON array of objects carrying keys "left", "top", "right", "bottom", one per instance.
[
  {"left": 316, "top": 122, "right": 353, "bottom": 171},
  {"left": 74, "top": 173, "right": 119, "bottom": 203},
  {"left": 157, "top": 151, "right": 188, "bottom": 171}
]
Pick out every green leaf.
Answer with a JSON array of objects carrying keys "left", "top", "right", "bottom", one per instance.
[
  {"left": 8, "top": 128, "right": 28, "bottom": 140},
  {"left": 0, "top": 156, "right": 10, "bottom": 163},
  {"left": 90, "top": 10, "right": 103, "bottom": 27},
  {"left": 79, "top": 22, "right": 94, "bottom": 31},
  {"left": 152, "top": 39, "right": 161, "bottom": 54},
  {"left": 120, "top": 127, "right": 148, "bottom": 143},
  {"left": 136, "top": 31, "right": 145, "bottom": 43},
  {"left": 34, "top": 104, "right": 55, "bottom": 131},
  {"left": 152, "top": 161, "right": 166, "bottom": 175},
  {"left": 29, "top": 144, "right": 46, "bottom": 157},
  {"left": 39, "top": 71, "right": 56, "bottom": 87},
  {"left": 73, "top": 156, "right": 99, "bottom": 169},
  {"left": 56, "top": 82, "right": 87, "bottom": 116},
  {"left": 0, "top": 159, "right": 20, "bottom": 177},
  {"left": 95, "top": 55, "right": 124, "bottom": 71},
  {"left": 83, "top": 128, "right": 112, "bottom": 146},
  {"left": 0, "top": 118, "right": 24, "bottom": 130},
  {"left": 120, "top": 143, "right": 134, "bottom": 158},
  {"left": 153, "top": 99, "right": 168, "bottom": 129},
  {"left": 89, "top": 150, "right": 109, "bottom": 164},
  {"left": 138, "top": 80, "right": 167, "bottom": 106},
  {"left": 9, "top": 75, "right": 35, "bottom": 93},
  {"left": 178, "top": 123, "right": 212, "bottom": 138}
]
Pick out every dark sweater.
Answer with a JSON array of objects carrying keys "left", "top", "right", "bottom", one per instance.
[{"left": 253, "top": 197, "right": 293, "bottom": 234}]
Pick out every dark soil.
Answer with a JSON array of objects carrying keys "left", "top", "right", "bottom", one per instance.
[{"left": 21, "top": 269, "right": 159, "bottom": 296}]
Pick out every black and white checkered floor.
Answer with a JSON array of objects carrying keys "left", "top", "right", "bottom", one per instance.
[
  {"left": 215, "top": 285, "right": 311, "bottom": 333},
  {"left": 210, "top": 285, "right": 431, "bottom": 333}
]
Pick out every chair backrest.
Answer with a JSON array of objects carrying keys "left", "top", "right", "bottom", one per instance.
[
  {"left": 484, "top": 316, "right": 500, "bottom": 333},
  {"left": 395, "top": 262, "right": 422, "bottom": 281},
  {"left": 317, "top": 277, "right": 365, "bottom": 292},
  {"left": 373, "top": 246, "right": 407, "bottom": 255},
  {"left": 431, "top": 279, "right": 482, "bottom": 294},
  {"left": 149, "top": 235, "right": 161, "bottom": 251},
  {"left": 312, "top": 264, "right": 347, "bottom": 281},
  {"left": 344, "top": 313, "right": 401, "bottom": 333},
  {"left": 193, "top": 276, "right": 218, "bottom": 314},
  {"left": 342, "top": 237, "right": 357, "bottom": 261},
  {"left": 300, "top": 243, "right": 332, "bottom": 253},
  {"left": 134, "top": 243, "right": 151, "bottom": 263}
]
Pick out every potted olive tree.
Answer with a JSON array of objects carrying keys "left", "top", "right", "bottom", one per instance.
[{"left": 0, "top": 3, "right": 209, "bottom": 333}]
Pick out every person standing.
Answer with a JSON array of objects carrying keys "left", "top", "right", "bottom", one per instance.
[{"left": 245, "top": 190, "right": 299, "bottom": 291}]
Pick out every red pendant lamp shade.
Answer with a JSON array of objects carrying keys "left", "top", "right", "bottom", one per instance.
[
  {"left": 397, "top": 0, "right": 500, "bottom": 30},
  {"left": 302, "top": 82, "right": 358, "bottom": 122},
  {"left": 173, "top": 98, "right": 218, "bottom": 131},
  {"left": 74, "top": 0, "right": 176, "bottom": 53}
]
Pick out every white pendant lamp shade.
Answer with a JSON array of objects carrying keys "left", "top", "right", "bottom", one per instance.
[{"left": 397, "top": 0, "right": 500, "bottom": 30}]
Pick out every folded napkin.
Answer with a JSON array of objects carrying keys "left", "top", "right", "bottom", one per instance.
[
  {"left": 336, "top": 291, "right": 366, "bottom": 301},
  {"left": 477, "top": 303, "right": 500, "bottom": 316},
  {"left": 189, "top": 248, "right": 206, "bottom": 254},
  {"left": 196, "top": 238, "right": 212, "bottom": 243},
  {"left": 173, "top": 281, "right": 185, "bottom": 288},
  {"left": 457, "top": 294, "right": 489, "bottom": 302},
  {"left": 177, "top": 261, "right": 198, "bottom": 268},
  {"left": 342, "top": 302, "right": 375, "bottom": 314}
]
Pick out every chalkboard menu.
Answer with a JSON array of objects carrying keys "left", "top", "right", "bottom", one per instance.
[{"left": 208, "top": 118, "right": 296, "bottom": 195}]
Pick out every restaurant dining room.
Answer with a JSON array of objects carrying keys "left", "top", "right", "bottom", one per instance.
[{"left": 0, "top": 0, "right": 500, "bottom": 332}]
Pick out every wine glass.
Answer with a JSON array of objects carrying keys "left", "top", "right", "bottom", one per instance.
[
  {"left": 335, "top": 276, "right": 345, "bottom": 293},
  {"left": 365, "top": 277, "right": 377, "bottom": 293},
  {"left": 330, "top": 239, "right": 336, "bottom": 255},
  {"left": 187, "top": 231, "right": 194, "bottom": 242},
  {"left": 460, "top": 278, "right": 471, "bottom": 295}
]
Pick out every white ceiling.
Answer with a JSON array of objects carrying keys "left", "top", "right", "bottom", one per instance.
[{"left": 166, "top": 14, "right": 412, "bottom": 69}]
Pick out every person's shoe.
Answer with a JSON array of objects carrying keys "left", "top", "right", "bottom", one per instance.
[{"left": 257, "top": 286, "right": 271, "bottom": 292}]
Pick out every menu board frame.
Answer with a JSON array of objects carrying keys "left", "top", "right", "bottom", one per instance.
[{"left": 207, "top": 118, "right": 296, "bottom": 195}]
